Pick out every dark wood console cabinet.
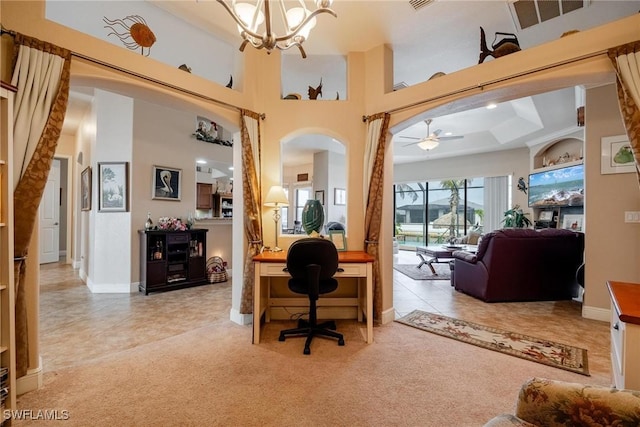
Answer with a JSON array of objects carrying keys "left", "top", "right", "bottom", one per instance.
[{"left": 139, "top": 229, "right": 208, "bottom": 295}]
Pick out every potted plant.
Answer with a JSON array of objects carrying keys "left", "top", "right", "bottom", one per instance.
[{"left": 502, "top": 204, "right": 532, "bottom": 228}]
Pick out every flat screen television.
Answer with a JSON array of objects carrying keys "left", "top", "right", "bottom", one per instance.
[{"left": 528, "top": 163, "right": 584, "bottom": 207}]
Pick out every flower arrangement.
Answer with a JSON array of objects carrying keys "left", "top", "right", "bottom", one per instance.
[{"left": 157, "top": 217, "right": 188, "bottom": 231}]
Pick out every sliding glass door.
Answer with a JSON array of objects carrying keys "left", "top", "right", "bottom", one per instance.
[{"left": 394, "top": 178, "right": 487, "bottom": 248}]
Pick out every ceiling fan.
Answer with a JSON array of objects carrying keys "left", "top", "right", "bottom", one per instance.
[{"left": 400, "top": 119, "right": 464, "bottom": 150}]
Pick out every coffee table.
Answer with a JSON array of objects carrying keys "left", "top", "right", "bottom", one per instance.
[{"left": 415, "top": 245, "right": 477, "bottom": 275}]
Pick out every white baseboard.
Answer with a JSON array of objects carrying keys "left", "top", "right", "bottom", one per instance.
[
  {"left": 229, "top": 308, "right": 252, "bottom": 325},
  {"left": 381, "top": 307, "right": 395, "bottom": 325},
  {"left": 582, "top": 304, "right": 610, "bottom": 322},
  {"left": 16, "top": 358, "right": 43, "bottom": 395},
  {"left": 86, "top": 277, "right": 134, "bottom": 293}
]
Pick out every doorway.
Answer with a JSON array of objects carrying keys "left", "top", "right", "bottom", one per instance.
[{"left": 39, "top": 157, "right": 70, "bottom": 264}]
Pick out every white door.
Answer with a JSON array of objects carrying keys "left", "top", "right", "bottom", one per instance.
[{"left": 39, "top": 159, "right": 60, "bottom": 264}]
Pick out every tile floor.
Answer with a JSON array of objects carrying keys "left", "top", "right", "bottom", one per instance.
[{"left": 38, "top": 250, "right": 612, "bottom": 380}]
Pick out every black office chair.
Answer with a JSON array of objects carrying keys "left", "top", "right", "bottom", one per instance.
[{"left": 279, "top": 238, "right": 345, "bottom": 354}]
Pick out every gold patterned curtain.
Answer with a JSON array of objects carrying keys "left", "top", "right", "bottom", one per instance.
[
  {"left": 10, "top": 34, "right": 71, "bottom": 376},
  {"left": 608, "top": 41, "right": 640, "bottom": 188},
  {"left": 363, "top": 112, "right": 390, "bottom": 323},
  {"left": 239, "top": 109, "right": 263, "bottom": 315}
]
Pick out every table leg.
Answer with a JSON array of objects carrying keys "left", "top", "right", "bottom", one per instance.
[
  {"left": 425, "top": 260, "right": 437, "bottom": 275},
  {"left": 416, "top": 251, "right": 437, "bottom": 274},
  {"left": 253, "top": 262, "right": 261, "bottom": 344},
  {"left": 416, "top": 252, "right": 429, "bottom": 269},
  {"left": 366, "top": 262, "right": 373, "bottom": 344}
]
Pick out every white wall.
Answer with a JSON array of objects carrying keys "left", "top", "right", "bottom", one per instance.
[{"left": 89, "top": 90, "right": 133, "bottom": 293}]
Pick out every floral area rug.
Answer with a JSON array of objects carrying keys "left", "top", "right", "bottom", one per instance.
[
  {"left": 393, "top": 263, "right": 451, "bottom": 280},
  {"left": 395, "top": 310, "right": 589, "bottom": 376}
]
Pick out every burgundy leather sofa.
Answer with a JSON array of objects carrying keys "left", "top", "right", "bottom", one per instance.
[{"left": 452, "top": 228, "right": 584, "bottom": 302}]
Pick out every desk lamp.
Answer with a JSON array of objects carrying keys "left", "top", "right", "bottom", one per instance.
[{"left": 264, "top": 185, "right": 289, "bottom": 252}]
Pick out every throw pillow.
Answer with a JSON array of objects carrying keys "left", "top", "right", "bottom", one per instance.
[{"left": 467, "top": 231, "right": 481, "bottom": 245}]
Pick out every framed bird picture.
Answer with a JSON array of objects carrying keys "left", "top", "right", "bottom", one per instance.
[
  {"left": 152, "top": 165, "right": 181, "bottom": 201},
  {"left": 98, "top": 162, "right": 128, "bottom": 212}
]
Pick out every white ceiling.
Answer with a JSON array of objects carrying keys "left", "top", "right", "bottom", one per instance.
[{"left": 64, "top": 0, "right": 640, "bottom": 166}]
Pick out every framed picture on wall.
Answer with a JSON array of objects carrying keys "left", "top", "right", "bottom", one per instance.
[
  {"left": 334, "top": 188, "right": 346, "bottom": 205},
  {"left": 601, "top": 135, "right": 635, "bottom": 174},
  {"left": 81, "top": 166, "right": 92, "bottom": 211},
  {"left": 562, "top": 214, "right": 583, "bottom": 232},
  {"left": 98, "top": 162, "right": 128, "bottom": 212},
  {"left": 152, "top": 165, "right": 182, "bottom": 201},
  {"left": 314, "top": 190, "right": 325, "bottom": 205}
]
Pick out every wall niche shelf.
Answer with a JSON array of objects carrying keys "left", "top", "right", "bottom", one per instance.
[{"left": 530, "top": 137, "right": 585, "bottom": 231}]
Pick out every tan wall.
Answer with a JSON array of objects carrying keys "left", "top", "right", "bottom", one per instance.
[{"left": 584, "top": 84, "right": 640, "bottom": 313}]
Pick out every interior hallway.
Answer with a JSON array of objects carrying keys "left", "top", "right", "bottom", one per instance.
[{"left": 38, "top": 250, "right": 611, "bottom": 380}]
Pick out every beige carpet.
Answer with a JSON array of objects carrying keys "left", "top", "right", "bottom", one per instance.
[{"left": 14, "top": 317, "right": 611, "bottom": 426}]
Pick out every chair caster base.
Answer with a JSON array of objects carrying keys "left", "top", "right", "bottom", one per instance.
[
  {"left": 278, "top": 334, "right": 286, "bottom": 342},
  {"left": 303, "top": 346, "right": 311, "bottom": 355},
  {"left": 338, "top": 338, "right": 345, "bottom": 346}
]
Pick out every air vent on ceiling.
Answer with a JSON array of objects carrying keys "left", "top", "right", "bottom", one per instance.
[
  {"left": 509, "top": 0, "right": 588, "bottom": 30},
  {"left": 393, "top": 82, "right": 409, "bottom": 91},
  {"left": 409, "top": 0, "right": 435, "bottom": 11}
]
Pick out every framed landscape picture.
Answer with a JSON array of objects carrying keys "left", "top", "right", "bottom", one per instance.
[
  {"left": 81, "top": 166, "right": 91, "bottom": 211},
  {"left": 153, "top": 165, "right": 182, "bottom": 201},
  {"left": 98, "top": 162, "right": 128, "bottom": 212}
]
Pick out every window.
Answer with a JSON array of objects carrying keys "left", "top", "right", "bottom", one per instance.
[
  {"left": 394, "top": 178, "right": 490, "bottom": 248},
  {"left": 295, "top": 186, "right": 312, "bottom": 222},
  {"left": 280, "top": 186, "right": 290, "bottom": 232}
]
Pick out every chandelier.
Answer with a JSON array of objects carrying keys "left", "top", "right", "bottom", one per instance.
[{"left": 216, "top": 0, "right": 337, "bottom": 58}]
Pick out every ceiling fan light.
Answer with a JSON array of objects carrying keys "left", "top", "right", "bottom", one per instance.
[{"left": 418, "top": 139, "right": 439, "bottom": 150}]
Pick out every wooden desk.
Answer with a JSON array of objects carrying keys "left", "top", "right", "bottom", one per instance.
[{"left": 252, "top": 250, "right": 374, "bottom": 344}]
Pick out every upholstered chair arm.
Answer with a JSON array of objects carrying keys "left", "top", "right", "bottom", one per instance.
[
  {"left": 515, "top": 377, "right": 640, "bottom": 426},
  {"left": 453, "top": 250, "right": 477, "bottom": 263}
]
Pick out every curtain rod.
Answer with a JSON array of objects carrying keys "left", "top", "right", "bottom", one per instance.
[
  {"left": 71, "top": 51, "right": 244, "bottom": 114},
  {"left": 364, "top": 48, "right": 610, "bottom": 120}
]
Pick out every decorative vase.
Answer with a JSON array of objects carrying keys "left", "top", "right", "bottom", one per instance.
[
  {"left": 301, "top": 199, "right": 324, "bottom": 235},
  {"left": 145, "top": 212, "right": 154, "bottom": 230}
]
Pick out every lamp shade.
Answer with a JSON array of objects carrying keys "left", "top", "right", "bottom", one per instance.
[{"left": 264, "top": 186, "right": 289, "bottom": 207}]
